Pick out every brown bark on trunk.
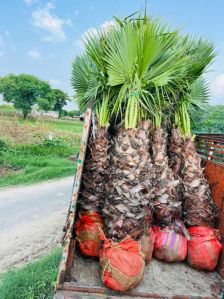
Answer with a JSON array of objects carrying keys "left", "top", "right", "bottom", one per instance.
[
  {"left": 168, "top": 127, "right": 185, "bottom": 202},
  {"left": 182, "top": 137, "right": 218, "bottom": 227},
  {"left": 152, "top": 127, "right": 182, "bottom": 229},
  {"left": 79, "top": 125, "right": 110, "bottom": 213},
  {"left": 103, "top": 121, "right": 154, "bottom": 241},
  {"left": 169, "top": 127, "right": 184, "bottom": 178}
]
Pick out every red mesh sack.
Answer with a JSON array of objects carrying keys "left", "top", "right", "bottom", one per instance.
[
  {"left": 75, "top": 211, "right": 103, "bottom": 257},
  {"left": 139, "top": 228, "right": 155, "bottom": 264},
  {"left": 187, "top": 226, "right": 222, "bottom": 271},
  {"left": 99, "top": 233, "right": 145, "bottom": 292},
  {"left": 152, "top": 226, "right": 187, "bottom": 262}
]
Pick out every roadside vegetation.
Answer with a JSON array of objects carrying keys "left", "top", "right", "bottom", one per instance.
[
  {"left": 0, "top": 107, "right": 82, "bottom": 187},
  {"left": 191, "top": 105, "right": 224, "bottom": 133},
  {"left": 0, "top": 247, "right": 61, "bottom": 299},
  {"left": 0, "top": 74, "right": 70, "bottom": 119}
]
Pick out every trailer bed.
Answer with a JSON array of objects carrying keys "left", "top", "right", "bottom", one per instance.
[
  {"left": 55, "top": 108, "right": 224, "bottom": 299},
  {"left": 55, "top": 248, "right": 224, "bottom": 298}
]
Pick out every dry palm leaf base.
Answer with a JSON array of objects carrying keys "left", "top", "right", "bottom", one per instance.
[
  {"left": 152, "top": 127, "right": 182, "bottom": 231},
  {"left": 79, "top": 125, "right": 110, "bottom": 213},
  {"left": 103, "top": 121, "right": 154, "bottom": 242},
  {"left": 182, "top": 137, "right": 218, "bottom": 227}
]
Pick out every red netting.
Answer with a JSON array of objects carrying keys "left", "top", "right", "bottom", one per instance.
[
  {"left": 152, "top": 226, "right": 187, "bottom": 262},
  {"left": 99, "top": 233, "right": 145, "bottom": 292},
  {"left": 75, "top": 211, "right": 103, "bottom": 257},
  {"left": 187, "top": 226, "right": 222, "bottom": 271}
]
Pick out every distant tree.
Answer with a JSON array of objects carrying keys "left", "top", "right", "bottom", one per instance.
[
  {"left": 37, "top": 95, "right": 53, "bottom": 111},
  {"left": 37, "top": 94, "right": 55, "bottom": 111},
  {"left": 0, "top": 74, "right": 50, "bottom": 119},
  {"left": 191, "top": 105, "right": 224, "bottom": 133},
  {"left": 50, "top": 89, "right": 70, "bottom": 117},
  {"left": 38, "top": 88, "right": 69, "bottom": 117},
  {"left": 60, "top": 109, "right": 68, "bottom": 117},
  {"left": 67, "top": 110, "right": 82, "bottom": 117}
]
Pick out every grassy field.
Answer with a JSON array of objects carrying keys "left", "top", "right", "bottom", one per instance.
[
  {"left": 0, "top": 109, "right": 83, "bottom": 187},
  {"left": 0, "top": 247, "right": 61, "bottom": 299}
]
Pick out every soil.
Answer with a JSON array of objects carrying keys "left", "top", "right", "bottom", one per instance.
[
  {"left": 0, "top": 166, "right": 21, "bottom": 176},
  {"left": 0, "top": 176, "right": 73, "bottom": 273},
  {"left": 0, "top": 211, "right": 65, "bottom": 272}
]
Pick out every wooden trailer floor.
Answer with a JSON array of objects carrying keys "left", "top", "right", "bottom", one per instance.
[{"left": 56, "top": 250, "right": 224, "bottom": 298}]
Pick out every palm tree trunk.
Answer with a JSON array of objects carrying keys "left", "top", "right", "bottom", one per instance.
[
  {"left": 182, "top": 137, "right": 218, "bottom": 227},
  {"left": 103, "top": 121, "right": 154, "bottom": 241},
  {"left": 152, "top": 127, "right": 182, "bottom": 229},
  {"left": 169, "top": 127, "right": 184, "bottom": 178},
  {"left": 79, "top": 125, "right": 110, "bottom": 213},
  {"left": 168, "top": 127, "right": 185, "bottom": 201}
]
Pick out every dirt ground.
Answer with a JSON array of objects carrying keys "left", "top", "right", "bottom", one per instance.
[
  {"left": 0, "top": 211, "right": 65, "bottom": 272},
  {"left": 0, "top": 177, "right": 73, "bottom": 273}
]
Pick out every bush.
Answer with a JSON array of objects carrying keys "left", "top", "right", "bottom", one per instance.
[
  {"left": 0, "top": 104, "right": 14, "bottom": 110},
  {"left": 60, "top": 109, "right": 68, "bottom": 117},
  {"left": 10, "top": 136, "right": 78, "bottom": 157},
  {"left": 0, "top": 139, "right": 9, "bottom": 153},
  {"left": 67, "top": 110, "right": 82, "bottom": 117}
]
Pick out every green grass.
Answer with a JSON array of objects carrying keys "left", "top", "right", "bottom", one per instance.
[
  {"left": 0, "top": 111, "right": 83, "bottom": 187},
  {"left": 18, "top": 118, "right": 83, "bottom": 134},
  {"left": 0, "top": 154, "right": 77, "bottom": 187},
  {"left": 0, "top": 139, "right": 79, "bottom": 188},
  {"left": 0, "top": 247, "right": 61, "bottom": 299}
]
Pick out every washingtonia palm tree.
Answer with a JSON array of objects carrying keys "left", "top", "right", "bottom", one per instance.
[
  {"left": 173, "top": 78, "right": 218, "bottom": 227},
  {"left": 169, "top": 36, "right": 215, "bottom": 178},
  {"left": 71, "top": 29, "right": 115, "bottom": 213},
  {"left": 150, "top": 108, "right": 182, "bottom": 230},
  {"left": 166, "top": 35, "right": 218, "bottom": 227},
  {"left": 72, "top": 10, "right": 218, "bottom": 238},
  {"left": 102, "top": 14, "right": 189, "bottom": 240}
]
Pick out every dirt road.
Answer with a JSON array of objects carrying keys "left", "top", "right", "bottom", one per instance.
[{"left": 0, "top": 176, "right": 73, "bottom": 272}]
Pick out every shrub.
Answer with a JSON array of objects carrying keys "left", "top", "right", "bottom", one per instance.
[
  {"left": 0, "top": 139, "right": 8, "bottom": 152},
  {"left": 0, "top": 104, "right": 15, "bottom": 110}
]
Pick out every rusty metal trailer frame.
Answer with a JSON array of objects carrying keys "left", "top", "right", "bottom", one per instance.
[
  {"left": 55, "top": 114, "right": 224, "bottom": 298},
  {"left": 55, "top": 107, "right": 92, "bottom": 288}
]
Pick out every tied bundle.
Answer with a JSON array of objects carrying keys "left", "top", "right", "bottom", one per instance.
[
  {"left": 187, "top": 226, "right": 222, "bottom": 271},
  {"left": 152, "top": 226, "right": 188, "bottom": 262},
  {"left": 75, "top": 211, "right": 104, "bottom": 257},
  {"left": 99, "top": 231, "right": 145, "bottom": 292}
]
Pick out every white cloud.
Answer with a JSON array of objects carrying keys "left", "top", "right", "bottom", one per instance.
[
  {"left": 0, "top": 51, "right": 4, "bottom": 57},
  {"left": 210, "top": 74, "right": 224, "bottom": 105},
  {"left": 83, "top": 20, "right": 116, "bottom": 39},
  {"left": 101, "top": 20, "right": 117, "bottom": 32},
  {"left": 74, "top": 9, "right": 79, "bottom": 16},
  {"left": 24, "top": 0, "right": 35, "bottom": 5},
  {"left": 76, "top": 20, "right": 117, "bottom": 50},
  {"left": 28, "top": 49, "right": 42, "bottom": 60},
  {"left": 74, "top": 38, "right": 84, "bottom": 50},
  {"left": 49, "top": 79, "right": 61, "bottom": 87},
  {"left": 211, "top": 74, "right": 224, "bottom": 97},
  {"left": 31, "top": 3, "right": 71, "bottom": 42}
]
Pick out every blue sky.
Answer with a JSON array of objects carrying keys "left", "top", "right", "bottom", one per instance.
[{"left": 0, "top": 0, "right": 223, "bottom": 109}]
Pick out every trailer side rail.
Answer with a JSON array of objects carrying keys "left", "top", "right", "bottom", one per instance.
[{"left": 55, "top": 106, "right": 92, "bottom": 289}]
